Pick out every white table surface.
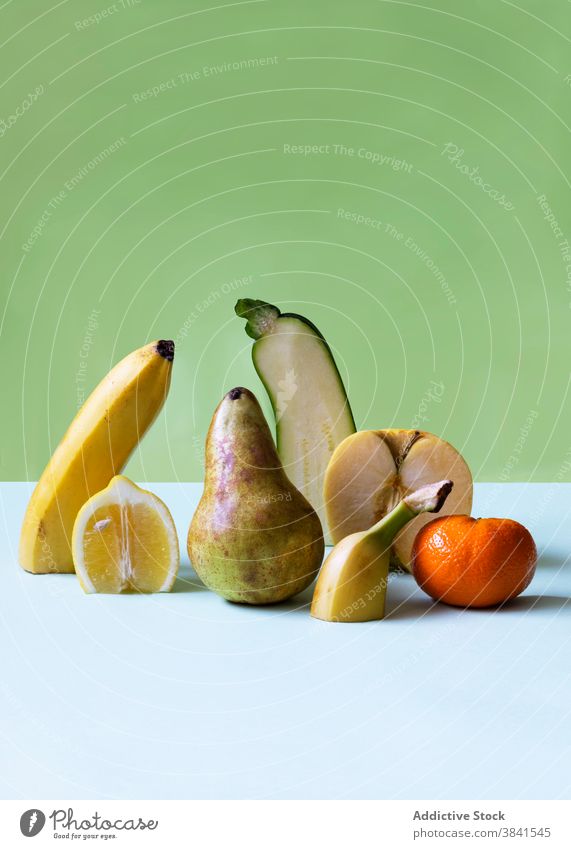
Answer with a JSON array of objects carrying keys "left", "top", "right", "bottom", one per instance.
[{"left": 1, "top": 482, "right": 570, "bottom": 800}]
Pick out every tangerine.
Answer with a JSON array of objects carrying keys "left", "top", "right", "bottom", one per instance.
[{"left": 411, "top": 515, "right": 536, "bottom": 608}]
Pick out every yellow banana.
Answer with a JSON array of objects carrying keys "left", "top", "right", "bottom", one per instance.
[{"left": 19, "top": 340, "right": 174, "bottom": 574}]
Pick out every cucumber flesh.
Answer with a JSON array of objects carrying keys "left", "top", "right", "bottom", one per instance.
[{"left": 236, "top": 299, "right": 356, "bottom": 541}]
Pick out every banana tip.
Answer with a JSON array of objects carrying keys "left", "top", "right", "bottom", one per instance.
[{"left": 156, "top": 339, "right": 175, "bottom": 362}]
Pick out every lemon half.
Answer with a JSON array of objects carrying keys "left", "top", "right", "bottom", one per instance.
[{"left": 72, "top": 476, "right": 179, "bottom": 593}]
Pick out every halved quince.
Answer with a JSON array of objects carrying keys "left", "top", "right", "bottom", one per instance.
[{"left": 323, "top": 429, "right": 473, "bottom": 571}]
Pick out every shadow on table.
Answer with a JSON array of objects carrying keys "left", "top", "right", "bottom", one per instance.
[
  {"left": 170, "top": 567, "right": 209, "bottom": 594},
  {"left": 170, "top": 571, "right": 317, "bottom": 611},
  {"left": 502, "top": 594, "right": 570, "bottom": 613},
  {"left": 383, "top": 575, "right": 447, "bottom": 621},
  {"left": 384, "top": 596, "right": 453, "bottom": 621},
  {"left": 170, "top": 562, "right": 571, "bottom": 616},
  {"left": 384, "top": 567, "right": 571, "bottom": 618},
  {"left": 249, "top": 584, "right": 315, "bottom": 615},
  {"left": 386, "top": 593, "right": 571, "bottom": 619}
]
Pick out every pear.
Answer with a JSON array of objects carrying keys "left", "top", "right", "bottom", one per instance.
[
  {"left": 311, "top": 480, "right": 453, "bottom": 623},
  {"left": 188, "top": 387, "right": 324, "bottom": 604}
]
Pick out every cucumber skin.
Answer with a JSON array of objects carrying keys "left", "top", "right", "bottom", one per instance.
[
  {"left": 236, "top": 298, "right": 326, "bottom": 345},
  {"left": 248, "top": 311, "right": 356, "bottom": 440},
  {"left": 236, "top": 297, "right": 355, "bottom": 430},
  {"left": 240, "top": 303, "right": 356, "bottom": 545}
]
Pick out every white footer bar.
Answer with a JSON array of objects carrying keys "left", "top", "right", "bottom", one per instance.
[{"left": 1, "top": 800, "right": 569, "bottom": 847}]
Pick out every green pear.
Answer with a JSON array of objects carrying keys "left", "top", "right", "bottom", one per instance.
[{"left": 188, "top": 387, "right": 324, "bottom": 604}]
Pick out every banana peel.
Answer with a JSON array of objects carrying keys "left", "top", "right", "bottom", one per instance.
[
  {"left": 19, "top": 340, "right": 174, "bottom": 574},
  {"left": 311, "top": 480, "right": 453, "bottom": 622}
]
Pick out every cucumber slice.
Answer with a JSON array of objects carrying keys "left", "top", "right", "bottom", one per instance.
[{"left": 235, "top": 299, "right": 356, "bottom": 541}]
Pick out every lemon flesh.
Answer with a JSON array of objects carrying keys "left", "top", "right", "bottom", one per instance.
[{"left": 72, "top": 476, "right": 179, "bottom": 593}]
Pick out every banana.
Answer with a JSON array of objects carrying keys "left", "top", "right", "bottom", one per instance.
[
  {"left": 310, "top": 480, "right": 453, "bottom": 622},
  {"left": 19, "top": 340, "right": 174, "bottom": 574}
]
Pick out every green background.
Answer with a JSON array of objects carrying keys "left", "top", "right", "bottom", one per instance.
[{"left": 1, "top": 0, "right": 570, "bottom": 483}]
